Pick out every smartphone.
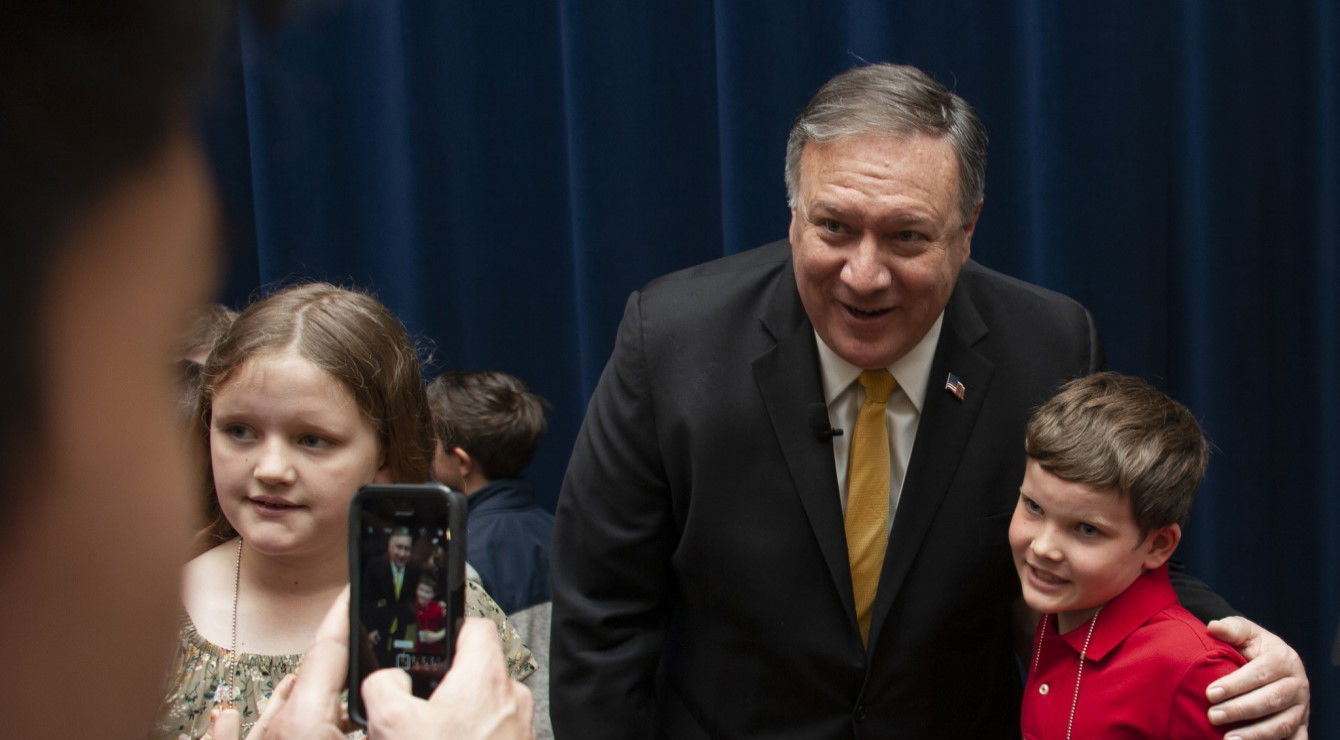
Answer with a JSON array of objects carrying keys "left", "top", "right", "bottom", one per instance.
[{"left": 348, "top": 483, "right": 466, "bottom": 726}]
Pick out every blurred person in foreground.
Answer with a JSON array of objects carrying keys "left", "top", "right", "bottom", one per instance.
[{"left": 0, "top": 3, "right": 532, "bottom": 738}]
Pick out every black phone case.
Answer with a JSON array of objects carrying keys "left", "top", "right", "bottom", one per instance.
[{"left": 347, "top": 482, "right": 467, "bottom": 727}]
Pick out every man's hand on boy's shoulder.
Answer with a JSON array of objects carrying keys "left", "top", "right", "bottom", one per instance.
[{"left": 1204, "top": 616, "right": 1310, "bottom": 739}]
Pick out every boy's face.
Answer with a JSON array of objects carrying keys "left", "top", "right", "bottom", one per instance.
[
  {"left": 1008, "top": 459, "right": 1179, "bottom": 632},
  {"left": 416, "top": 581, "right": 435, "bottom": 606}
]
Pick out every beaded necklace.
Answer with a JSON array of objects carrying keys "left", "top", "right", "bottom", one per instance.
[
  {"left": 1030, "top": 606, "right": 1104, "bottom": 740},
  {"left": 210, "top": 538, "right": 243, "bottom": 708}
]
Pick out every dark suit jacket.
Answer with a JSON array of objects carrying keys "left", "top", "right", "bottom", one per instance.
[
  {"left": 362, "top": 556, "right": 422, "bottom": 644},
  {"left": 551, "top": 241, "right": 1229, "bottom": 738}
]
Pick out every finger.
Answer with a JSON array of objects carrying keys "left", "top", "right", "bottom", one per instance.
[
  {"left": 286, "top": 588, "right": 351, "bottom": 711},
  {"left": 428, "top": 617, "right": 505, "bottom": 706},
  {"left": 1207, "top": 679, "right": 1306, "bottom": 733},
  {"left": 512, "top": 679, "right": 537, "bottom": 738},
  {"left": 1208, "top": 647, "right": 1294, "bottom": 704},
  {"left": 1208, "top": 659, "right": 1277, "bottom": 704},
  {"left": 248, "top": 673, "right": 296, "bottom": 736},
  {"left": 1206, "top": 617, "right": 1258, "bottom": 654},
  {"left": 1212, "top": 705, "right": 1306, "bottom": 740},
  {"left": 362, "top": 666, "right": 413, "bottom": 703},
  {"left": 361, "top": 668, "right": 416, "bottom": 732},
  {"left": 200, "top": 707, "right": 241, "bottom": 740}
]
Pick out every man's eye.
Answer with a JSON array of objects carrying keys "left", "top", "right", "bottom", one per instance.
[
  {"left": 819, "top": 219, "right": 844, "bottom": 233},
  {"left": 893, "top": 230, "right": 927, "bottom": 242}
]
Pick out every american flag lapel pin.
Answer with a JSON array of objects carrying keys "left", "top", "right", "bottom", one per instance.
[{"left": 944, "top": 372, "right": 966, "bottom": 401}]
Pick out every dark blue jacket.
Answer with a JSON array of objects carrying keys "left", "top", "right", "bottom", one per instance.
[{"left": 466, "top": 478, "right": 554, "bottom": 614}]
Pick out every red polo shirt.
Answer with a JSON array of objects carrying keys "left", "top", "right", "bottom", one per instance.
[{"left": 1021, "top": 564, "right": 1246, "bottom": 738}]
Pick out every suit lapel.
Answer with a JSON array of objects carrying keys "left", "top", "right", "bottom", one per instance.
[
  {"left": 752, "top": 267, "right": 856, "bottom": 623},
  {"left": 867, "top": 283, "right": 994, "bottom": 648}
]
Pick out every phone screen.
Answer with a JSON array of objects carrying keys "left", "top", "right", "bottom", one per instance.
[{"left": 348, "top": 483, "right": 465, "bottom": 725}]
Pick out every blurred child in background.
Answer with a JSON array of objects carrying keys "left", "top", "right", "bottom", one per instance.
[{"left": 427, "top": 371, "right": 554, "bottom": 615}]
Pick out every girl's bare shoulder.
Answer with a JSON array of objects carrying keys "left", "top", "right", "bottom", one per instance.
[{"left": 180, "top": 538, "right": 239, "bottom": 641}]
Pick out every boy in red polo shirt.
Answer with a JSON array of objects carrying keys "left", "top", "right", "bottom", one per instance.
[{"left": 1010, "top": 372, "right": 1246, "bottom": 738}]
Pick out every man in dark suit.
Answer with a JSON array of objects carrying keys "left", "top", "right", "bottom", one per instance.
[
  {"left": 551, "top": 64, "right": 1309, "bottom": 738},
  {"left": 363, "top": 527, "right": 422, "bottom": 666}
]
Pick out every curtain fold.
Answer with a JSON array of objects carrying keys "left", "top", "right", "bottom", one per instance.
[{"left": 201, "top": 2, "right": 1339, "bottom": 729}]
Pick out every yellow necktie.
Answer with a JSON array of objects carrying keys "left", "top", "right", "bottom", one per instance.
[
  {"left": 391, "top": 566, "right": 404, "bottom": 635},
  {"left": 846, "top": 369, "right": 895, "bottom": 644}
]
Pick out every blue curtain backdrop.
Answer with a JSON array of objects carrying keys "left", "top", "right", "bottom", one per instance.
[{"left": 201, "top": 1, "right": 1338, "bottom": 728}]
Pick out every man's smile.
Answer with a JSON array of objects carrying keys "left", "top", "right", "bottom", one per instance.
[{"left": 841, "top": 302, "right": 893, "bottom": 319}]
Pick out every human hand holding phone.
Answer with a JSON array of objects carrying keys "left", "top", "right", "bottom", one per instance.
[{"left": 361, "top": 617, "right": 536, "bottom": 740}]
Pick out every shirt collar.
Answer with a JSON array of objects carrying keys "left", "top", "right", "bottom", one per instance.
[
  {"left": 1057, "top": 563, "right": 1179, "bottom": 661},
  {"left": 815, "top": 311, "right": 945, "bottom": 412}
]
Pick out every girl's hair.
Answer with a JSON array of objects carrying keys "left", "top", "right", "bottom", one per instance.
[{"left": 194, "top": 282, "right": 433, "bottom": 543}]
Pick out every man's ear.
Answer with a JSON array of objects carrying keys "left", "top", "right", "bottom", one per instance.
[
  {"left": 958, "top": 201, "right": 982, "bottom": 265},
  {"left": 1141, "top": 523, "right": 1182, "bottom": 570}
]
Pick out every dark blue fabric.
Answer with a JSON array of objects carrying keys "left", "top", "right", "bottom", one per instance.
[
  {"left": 200, "top": 2, "right": 1338, "bottom": 732},
  {"left": 465, "top": 478, "right": 553, "bottom": 615}
]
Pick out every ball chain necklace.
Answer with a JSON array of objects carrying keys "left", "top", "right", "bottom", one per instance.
[
  {"left": 1030, "top": 605, "right": 1104, "bottom": 740},
  {"left": 211, "top": 538, "right": 243, "bottom": 708}
]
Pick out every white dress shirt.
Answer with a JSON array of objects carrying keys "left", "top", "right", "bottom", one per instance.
[{"left": 815, "top": 312, "right": 944, "bottom": 533}]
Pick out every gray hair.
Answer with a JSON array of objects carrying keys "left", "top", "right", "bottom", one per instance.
[{"left": 784, "top": 63, "right": 987, "bottom": 223}]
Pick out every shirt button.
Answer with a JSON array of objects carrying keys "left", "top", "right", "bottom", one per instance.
[
  {"left": 854, "top": 705, "right": 867, "bottom": 721},
  {"left": 1038, "top": 683, "right": 1050, "bottom": 695}
]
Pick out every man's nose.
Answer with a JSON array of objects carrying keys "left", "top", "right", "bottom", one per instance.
[
  {"left": 253, "top": 438, "right": 296, "bottom": 485},
  {"left": 839, "top": 234, "right": 892, "bottom": 293}
]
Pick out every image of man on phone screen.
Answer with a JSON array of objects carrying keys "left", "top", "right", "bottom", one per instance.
[{"left": 362, "top": 527, "right": 422, "bottom": 665}]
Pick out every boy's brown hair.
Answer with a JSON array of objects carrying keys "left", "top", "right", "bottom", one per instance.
[
  {"left": 425, "top": 371, "right": 548, "bottom": 481},
  {"left": 196, "top": 283, "right": 434, "bottom": 542},
  {"left": 176, "top": 303, "right": 239, "bottom": 424},
  {"left": 1025, "top": 372, "right": 1209, "bottom": 535}
]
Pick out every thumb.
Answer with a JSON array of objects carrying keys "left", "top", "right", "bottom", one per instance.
[
  {"left": 362, "top": 668, "right": 417, "bottom": 732},
  {"left": 362, "top": 666, "right": 413, "bottom": 705},
  {"left": 1205, "top": 615, "right": 1254, "bottom": 648}
]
